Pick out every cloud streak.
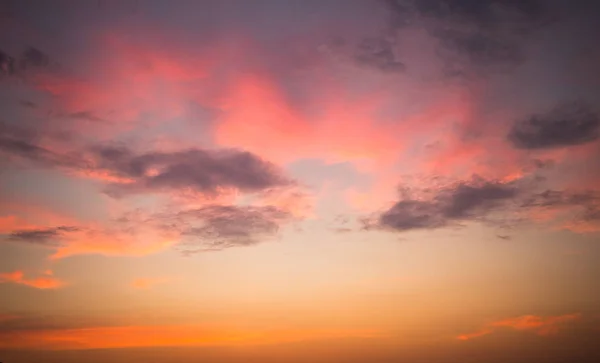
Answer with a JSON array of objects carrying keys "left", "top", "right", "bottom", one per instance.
[
  {"left": 457, "top": 313, "right": 581, "bottom": 341},
  {"left": 0, "top": 270, "right": 64, "bottom": 289},
  {"left": 508, "top": 101, "right": 600, "bottom": 150},
  {"left": 8, "top": 226, "right": 81, "bottom": 246}
]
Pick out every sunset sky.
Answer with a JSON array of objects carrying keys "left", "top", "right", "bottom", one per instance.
[{"left": 1, "top": 1, "right": 600, "bottom": 362}]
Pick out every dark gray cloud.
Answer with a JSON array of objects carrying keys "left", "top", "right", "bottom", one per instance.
[
  {"left": 354, "top": 37, "right": 405, "bottom": 73},
  {"left": 368, "top": 175, "right": 600, "bottom": 234},
  {"left": 0, "top": 47, "right": 53, "bottom": 77},
  {"left": 8, "top": 226, "right": 80, "bottom": 246},
  {"left": 407, "top": 0, "right": 545, "bottom": 25},
  {"left": 0, "top": 121, "right": 297, "bottom": 252},
  {"left": 372, "top": 178, "right": 518, "bottom": 232},
  {"left": 67, "top": 111, "right": 104, "bottom": 123},
  {"left": 19, "top": 100, "right": 36, "bottom": 108},
  {"left": 384, "top": 0, "right": 550, "bottom": 76},
  {"left": 173, "top": 205, "right": 290, "bottom": 252},
  {"left": 3, "top": 204, "right": 293, "bottom": 254},
  {"left": 19, "top": 47, "right": 50, "bottom": 69},
  {"left": 0, "top": 122, "right": 57, "bottom": 162},
  {"left": 0, "top": 121, "right": 81, "bottom": 168},
  {"left": 108, "top": 205, "right": 293, "bottom": 254},
  {"left": 508, "top": 102, "right": 600, "bottom": 150},
  {"left": 95, "top": 145, "right": 291, "bottom": 197},
  {"left": 521, "top": 190, "right": 599, "bottom": 209},
  {"left": 434, "top": 29, "right": 523, "bottom": 76},
  {"left": 0, "top": 49, "right": 16, "bottom": 76},
  {"left": 1, "top": 123, "right": 292, "bottom": 198}
]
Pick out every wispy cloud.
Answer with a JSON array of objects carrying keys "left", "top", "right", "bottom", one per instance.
[
  {"left": 508, "top": 101, "right": 600, "bottom": 150},
  {"left": 457, "top": 313, "right": 581, "bottom": 341},
  {"left": 8, "top": 226, "right": 81, "bottom": 246},
  {"left": 0, "top": 270, "right": 65, "bottom": 289}
]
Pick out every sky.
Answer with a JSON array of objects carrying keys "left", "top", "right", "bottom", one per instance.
[{"left": 1, "top": 0, "right": 600, "bottom": 362}]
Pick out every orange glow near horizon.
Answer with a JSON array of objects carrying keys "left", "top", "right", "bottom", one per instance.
[{"left": 0, "top": 325, "right": 386, "bottom": 351}]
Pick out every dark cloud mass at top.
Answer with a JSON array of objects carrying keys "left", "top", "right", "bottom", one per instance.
[
  {"left": 384, "top": 0, "right": 550, "bottom": 75},
  {"left": 508, "top": 102, "right": 600, "bottom": 150}
]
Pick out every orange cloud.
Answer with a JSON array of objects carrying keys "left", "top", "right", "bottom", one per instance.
[
  {"left": 0, "top": 270, "right": 65, "bottom": 289},
  {"left": 0, "top": 325, "right": 384, "bottom": 350},
  {"left": 457, "top": 313, "right": 581, "bottom": 341},
  {"left": 131, "top": 277, "right": 168, "bottom": 289},
  {"left": 49, "top": 228, "right": 176, "bottom": 259},
  {"left": 0, "top": 215, "right": 38, "bottom": 233},
  {"left": 456, "top": 328, "right": 493, "bottom": 341},
  {"left": 0, "top": 200, "right": 81, "bottom": 232}
]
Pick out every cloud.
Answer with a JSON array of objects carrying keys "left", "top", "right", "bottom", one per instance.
[
  {"left": 0, "top": 120, "right": 302, "bottom": 256},
  {"left": 508, "top": 101, "right": 600, "bottom": 150},
  {"left": 366, "top": 172, "right": 600, "bottom": 234},
  {"left": 0, "top": 47, "right": 54, "bottom": 78},
  {"left": 384, "top": 0, "right": 550, "bottom": 76},
  {"left": 0, "top": 270, "right": 65, "bottom": 289},
  {"left": 370, "top": 177, "right": 518, "bottom": 232},
  {"left": 1, "top": 121, "right": 294, "bottom": 200},
  {"left": 3, "top": 203, "right": 296, "bottom": 258},
  {"left": 94, "top": 145, "right": 291, "bottom": 197},
  {"left": 0, "top": 121, "right": 82, "bottom": 168},
  {"left": 19, "top": 100, "right": 36, "bottom": 108},
  {"left": 19, "top": 47, "right": 51, "bottom": 70},
  {"left": 354, "top": 37, "right": 405, "bottom": 73},
  {"left": 162, "top": 205, "right": 292, "bottom": 253},
  {"left": 67, "top": 111, "right": 105, "bottom": 123},
  {"left": 520, "top": 189, "right": 600, "bottom": 232},
  {"left": 521, "top": 190, "right": 600, "bottom": 209},
  {"left": 2, "top": 213, "right": 176, "bottom": 259},
  {"left": 0, "top": 49, "right": 16, "bottom": 76},
  {"left": 434, "top": 29, "right": 523, "bottom": 75},
  {"left": 457, "top": 313, "right": 581, "bottom": 341},
  {"left": 131, "top": 277, "right": 168, "bottom": 289},
  {"left": 8, "top": 226, "right": 81, "bottom": 246}
]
